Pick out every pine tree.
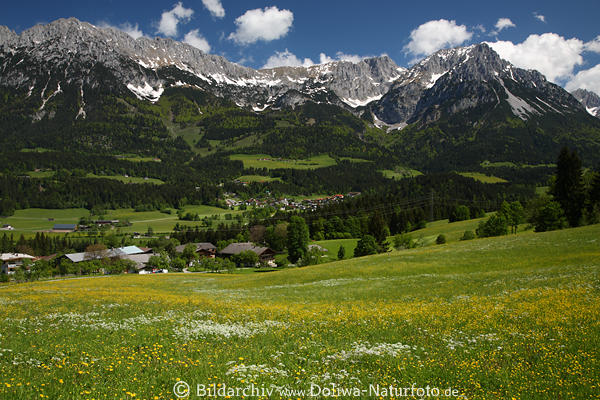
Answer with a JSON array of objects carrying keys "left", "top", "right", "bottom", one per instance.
[
  {"left": 552, "top": 147, "right": 584, "bottom": 227},
  {"left": 368, "top": 211, "right": 389, "bottom": 245},
  {"left": 337, "top": 245, "right": 346, "bottom": 260}
]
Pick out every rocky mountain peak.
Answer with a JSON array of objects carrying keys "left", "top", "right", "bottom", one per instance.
[
  {"left": 0, "top": 26, "right": 17, "bottom": 46},
  {"left": 572, "top": 88, "right": 600, "bottom": 118}
]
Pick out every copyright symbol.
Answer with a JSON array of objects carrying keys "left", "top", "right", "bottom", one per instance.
[{"left": 173, "top": 380, "right": 190, "bottom": 398}]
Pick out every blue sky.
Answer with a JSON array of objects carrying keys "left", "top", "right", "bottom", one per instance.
[{"left": 1, "top": 0, "right": 599, "bottom": 92}]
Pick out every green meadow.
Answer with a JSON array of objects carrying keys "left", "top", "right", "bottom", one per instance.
[
  {"left": 0, "top": 205, "right": 239, "bottom": 235},
  {"left": 229, "top": 154, "right": 369, "bottom": 170},
  {"left": 0, "top": 224, "right": 598, "bottom": 399},
  {"left": 236, "top": 175, "right": 283, "bottom": 183},
  {"left": 26, "top": 171, "right": 164, "bottom": 184},
  {"left": 457, "top": 172, "right": 508, "bottom": 184}
]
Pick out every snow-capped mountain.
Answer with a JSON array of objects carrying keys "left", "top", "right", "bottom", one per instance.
[
  {"left": 572, "top": 89, "right": 600, "bottom": 118},
  {"left": 369, "top": 43, "right": 584, "bottom": 128},
  {"left": 1, "top": 17, "right": 599, "bottom": 170},
  {"left": 0, "top": 18, "right": 403, "bottom": 113}
]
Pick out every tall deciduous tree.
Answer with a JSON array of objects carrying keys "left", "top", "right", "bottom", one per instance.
[{"left": 287, "top": 216, "right": 309, "bottom": 263}]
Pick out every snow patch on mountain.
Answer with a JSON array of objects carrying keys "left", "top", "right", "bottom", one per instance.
[
  {"left": 500, "top": 81, "right": 538, "bottom": 120},
  {"left": 127, "top": 82, "right": 164, "bottom": 102},
  {"left": 342, "top": 94, "right": 383, "bottom": 108}
]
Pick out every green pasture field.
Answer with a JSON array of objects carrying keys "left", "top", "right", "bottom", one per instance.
[
  {"left": 229, "top": 154, "right": 369, "bottom": 170},
  {"left": 236, "top": 175, "right": 282, "bottom": 183},
  {"left": 0, "top": 206, "right": 239, "bottom": 235},
  {"left": 0, "top": 208, "right": 88, "bottom": 233},
  {"left": 0, "top": 224, "right": 598, "bottom": 399},
  {"left": 312, "top": 238, "right": 359, "bottom": 261},
  {"left": 457, "top": 172, "right": 508, "bottom": 183},
  {"left": 403, "top": 216, "right": 491, "bottom": 246},
  {"left": 380, "top": 168, "right": 423, "bottom": 179},
  {"left": 26, "top": 171, "right": 164, "bottom": 184}
]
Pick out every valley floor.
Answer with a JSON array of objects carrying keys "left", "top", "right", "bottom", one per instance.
[{"left": 0, "top": 224, "right": 599, "bottom": 399}]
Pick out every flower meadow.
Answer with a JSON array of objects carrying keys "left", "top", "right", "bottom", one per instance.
[{"left": 0, "top": 225, "right": 599, "bottom": 399}]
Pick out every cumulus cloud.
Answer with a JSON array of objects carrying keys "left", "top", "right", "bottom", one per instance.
[
  {"left": 494, "top": 18, "right": 516, "bottom": 33},
  {"left": 488, "top": 33, "right": 584, "bottom": 82},
  {"left": 99, "top": 22, "right": 145, "bottom": 39},
  {"left": 184, "top": 29, "right": 211, "bottom": 53},
  {"left": 565, "top": 65, "right": 600, "bottom": 95},
  {"left": 262, "top": 49, "right": 314, "bottom": 69},
  {"left": 201, "top": 0, "right": 225, "bottom": 18},
  {"left": 158, "top": 2, "right": 194, "bottom": 37},
  {"left": 404, "top": 19, "right": 473, "bottom": 57},
  {"left": 229, "top": 6, "right": 293, "bottom": 45},
  {"left": 534, "top": 12, "right": 546, "bottom": 23},
  {"left": 585, "top": 36, "right": 600, "bottom": 53},
  {"left": 319, "top": 52, "right": 365, "bottom": 64}
]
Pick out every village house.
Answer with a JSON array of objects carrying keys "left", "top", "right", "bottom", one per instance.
[
  {"left": 219, "top": 242, "right": 276, "bottom": 265},
  {"left": 52, "top": 223, "right": 78, "bottom": 233},
  {"left": 175, "top": 242, "right": 217, "bottom": 258},
  {"left": 1, "top": 253, "right": 35, "bottom": 274}
]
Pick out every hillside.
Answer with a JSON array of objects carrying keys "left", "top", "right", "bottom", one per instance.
[{"left": 0, "top": 224, "right": 598, "bottom": 399}]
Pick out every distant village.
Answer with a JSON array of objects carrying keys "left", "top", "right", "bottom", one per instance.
[{"left": 224, "top": 191, "right": 361, "bottom": 211}]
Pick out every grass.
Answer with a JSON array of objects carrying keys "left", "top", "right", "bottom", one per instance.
[
  {"left": 86, "top": 174, "right": 164, "bottom": 185},
  {"left": 230, "top": 154, "right": 369, "bottom": 170},
  {"left": 458, "top": 172, "right": 508, "bottom": 183},
  {"left": 480, "top": 161, "right": 556, "bottom": 168},
  {"left": 236, "top": 175, "right": 282, "bottom": 183},
  {"left": 312, "top": 238, "right": 359, "bottom": 262},
  {"left": 0, "top": 208, "right": 89, "bottom": 232},
  {"left": 380, "top": 168, "right": 423, "bottom": 179},
  {"left": 0, "top": 206, "right": 239, "bottom": 235},
  {"left": 115, "top": 155, "right": 161, "bottom": 163},
  {"left": 406, "top": 217, "right": 490, "bottom": 246},
  {"left": 0, "top": 224, "right": 598, "bottom": 399},
  {"left": 25, "top": 172, "right": 164, "bottom": 184}
]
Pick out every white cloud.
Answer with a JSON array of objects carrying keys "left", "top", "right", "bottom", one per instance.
[
  {"left": 229, "top": 6, "right": 293, "bottom": 45},
  {"left": 319, "top": 52, "right": 364, "bottom": 64},
  {"left": 404, "top": 19, "right": 473, "bottom": 57},
  {"left": 566, "top": 64, "right": 600, "bottom": 95},
  {"left": 99, "top": 22, "right": 144, "bottom": 39},
  {"left": 474, "top": 24, "right": 487, "bottom": 34},
  {"left": 158, "top": 2, "right": 194, "bottom": 37},
  {"left": 494, "top": 18, "right": 516, "bottom": 33},
  {"left": 585, "top": 36, "right": 600, "bottom": 53},
  {"left": 120, "top": 23, "right": 144, "bottom": 39},
  {"left": 262, "top": 49, "right": 314, "bottom": 69},
  {"left": 534, "top": 12, "right": 546, "bottom": 23},
  {"left": 184, "top": 29, "right": 211, "bottom": 53},
  {"left": 201, "top": 0, "right": 225, "bottom": 18},
  {"left": 488, "top": 33, "right": 584, "bottom": 82}
]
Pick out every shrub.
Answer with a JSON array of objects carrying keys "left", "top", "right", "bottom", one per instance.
[
  {"left": 436, "top": 234, "right": 446, "bottom": 244},
  {"left": 530, "top": 199, "right": 567, "bottom": 232},
  {"left": 337, "top": 245, "right": 346, "bottom": 260},
  {"left": 392, "top": 233, "right": 416, "bottom": 250},
  {"left": 449, "top": 205, "right": 470, "bottom": 222},
  {"left": 476, "top": 214, "right": 509, "bottom": 238},
  {"left": 460, "top": 230, "right": 475, "bottom": 241},
  {"left": 231, "top": 250, "right": 259, "bottom": 268},
  {"left": 354, "top": 235, "right": 378, "bottom": 257}
]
